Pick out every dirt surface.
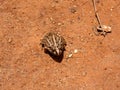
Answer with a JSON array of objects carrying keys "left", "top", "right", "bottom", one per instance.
[{"left": 0, "top": 0, "right": 120, "bottom": 90}]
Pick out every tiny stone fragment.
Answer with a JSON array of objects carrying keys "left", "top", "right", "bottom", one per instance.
[
  {"left": 8, "top": 38, "right": 12, "bottom": 43},
  {"left": 68, "top": 53, "right": 73, "bottom": 58},
  {"left": 74, "top": 49, "right": 78, "bottom": 53}
]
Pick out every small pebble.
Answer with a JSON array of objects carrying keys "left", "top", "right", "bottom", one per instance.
[
  {"left": 74, "top": 49, "right": 78, "bottom": 53},
  {"left": 70, "top": 5, "right": 77, "bottom": 13},
  {"left": 70, "top": 8, "right": 77, "bottom": 13},
  {"left": 8, "top": 38, "right": 12, "bottom": 43},
  {"left": 58, "top": 23, "right": 62, "bottom": 26},
  {"left": 82, "top": 72, "right": 87, "bottom": 76},
  {"left": 81, "top": 38, "right": 84, "bottom": 42},
  {"left": 68, "top": 53, "right": 73, "bottom": 58}
]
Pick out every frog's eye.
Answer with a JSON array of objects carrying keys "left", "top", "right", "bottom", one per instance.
[{"left": 41, "top": 44, "right": 44, "bottom": 47}]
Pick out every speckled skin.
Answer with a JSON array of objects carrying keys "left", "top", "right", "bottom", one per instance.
[{"left": 40, "top": 32, "right": 66, "bottom": 56}]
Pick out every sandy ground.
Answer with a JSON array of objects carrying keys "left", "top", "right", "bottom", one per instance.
[{"left": 0, "top": 0, "right": 120, "bottom": 90}]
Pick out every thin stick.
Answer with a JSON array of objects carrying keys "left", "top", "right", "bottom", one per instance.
[{"left": 92, "top": 0, "right": 102, "bottom": 28}]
